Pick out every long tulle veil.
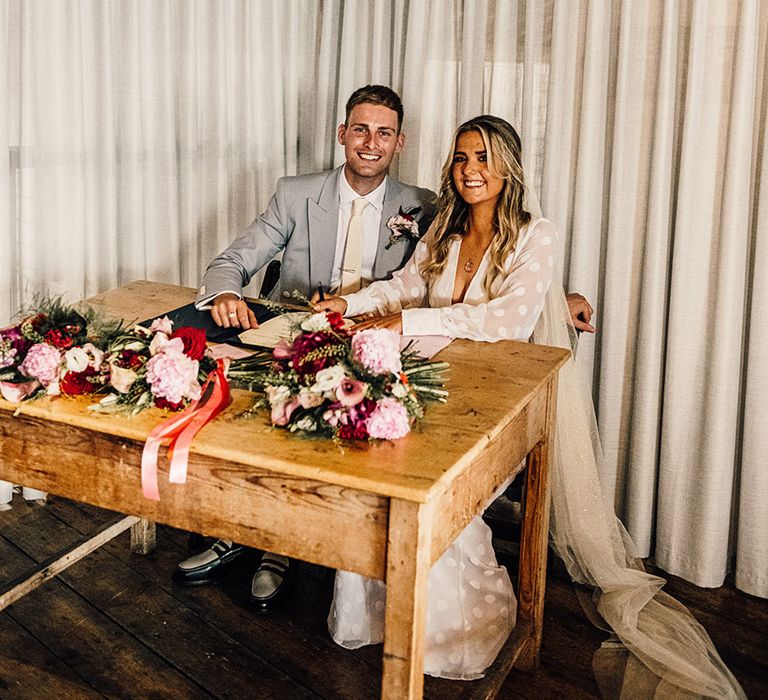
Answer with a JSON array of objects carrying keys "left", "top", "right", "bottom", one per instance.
[{"left": 527, "top": 187, "right": 745, "bottom": 698}]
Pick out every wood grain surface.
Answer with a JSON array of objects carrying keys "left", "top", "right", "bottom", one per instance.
[{"left": 2, "top": 280, "right": 570, "bottom": 505}]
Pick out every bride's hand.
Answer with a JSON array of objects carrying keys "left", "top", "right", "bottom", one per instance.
[
  {"left": 311, "top": 294, "right": 348, "bottom": 315},
  {"left": 352, "top": 312, "right": 403, "bottom": 334}
]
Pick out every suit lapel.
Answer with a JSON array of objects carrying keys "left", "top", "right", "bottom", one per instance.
[
  {"left": 308, "top": 167, "right": 342, "bottom": 288},
  {"left": 373, "top": 178, "right": 407, "bottom": 278}
]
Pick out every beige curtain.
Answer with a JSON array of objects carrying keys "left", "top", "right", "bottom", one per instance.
[{"left": 2, "top": 0, "right": 766, "bottom": 597}]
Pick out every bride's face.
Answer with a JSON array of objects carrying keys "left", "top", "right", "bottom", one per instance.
[{"left": 451, "top": 131, "right": 504, "bottom": 207}]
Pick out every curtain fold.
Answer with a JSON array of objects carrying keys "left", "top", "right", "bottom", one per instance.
[
  {"left": 737, "top": 0, "right": 768, "bottom": 599},
  {"left": 2, "top": 0, "right": 766, "bottom": 597}
]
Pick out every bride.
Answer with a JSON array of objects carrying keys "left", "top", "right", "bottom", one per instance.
[{"left": 316, "top": 115, "right": 744, "bottom": 697}]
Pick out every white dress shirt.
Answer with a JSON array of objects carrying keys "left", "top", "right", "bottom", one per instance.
[{"left": 330, "top": 170, "right": 387, "bottom": 292}]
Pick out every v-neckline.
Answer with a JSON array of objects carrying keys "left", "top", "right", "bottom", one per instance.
[{"left": 450, "top": 239, "right": 488, "bottom": 304}]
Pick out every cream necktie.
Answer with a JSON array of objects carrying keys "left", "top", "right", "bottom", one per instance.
[{"left": 340, "top": 197, "right": 369, "bottom": 294}]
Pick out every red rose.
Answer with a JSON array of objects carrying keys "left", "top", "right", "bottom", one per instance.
[
  {"left": 118, "top": 349, "right": 144, "bottom": 369},
  {"left": 338, "top": 422, "right": 369, "bottom": 440},
  {"left": 326, "top": 312, "right": 349, "bottom": 334},
  {"left": 337, "top": 398, "right": 376, "bottom": 440},
  {"left": 170, "top": 326, "right": 207, "bottom": 360},
  {"left": 154, "top": 396, "right": 184, "bottom": 411},
  {"left": 292, "top": 331, "right": 344, "bottom": 377},
  {"left": 60, "top": 366, "right": 101, "bottom": 395},
  {"left": 45, "top": 328, "right": 75, "bottom": 349}
]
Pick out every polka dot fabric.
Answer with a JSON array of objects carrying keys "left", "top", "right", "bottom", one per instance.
[
  {"left": 332, "top": 219, "right": 558, "bottom": 678},
  {"left": 328, "top": 516, "right": 516, "bottom": 680},
  {"left": 342, "top": 218, "right": 558, "bottom": 343}
]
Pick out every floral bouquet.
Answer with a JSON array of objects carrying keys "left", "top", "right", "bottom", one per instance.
[
  {"left": 229, "top": 310, "right": 448, "bottom": 442},
  {"left": 93, "top": 316, "right": 217, "bottom": 414},
  {"left": 0, "top": 298, "right": 115, "bottom": 402},
  {"left": 0, "top": 298, "right": 219, "bottom": 415}
]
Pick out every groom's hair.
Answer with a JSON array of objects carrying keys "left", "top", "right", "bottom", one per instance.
[{"left": 345, "top": 85, "right": 404, "bottom": 132}]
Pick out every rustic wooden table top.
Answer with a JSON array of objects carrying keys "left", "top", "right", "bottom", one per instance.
[{"left": 1, "top": 280, "right": 570, "bottom": 505}]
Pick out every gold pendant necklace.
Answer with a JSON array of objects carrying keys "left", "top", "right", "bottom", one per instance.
[{"left": 463, "top": 259, "right": 475, "bottom": 273}]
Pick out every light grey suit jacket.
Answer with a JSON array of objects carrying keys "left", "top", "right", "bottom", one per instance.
[{"left": 196, "top": 166, "right": 436, "bottom": 304}]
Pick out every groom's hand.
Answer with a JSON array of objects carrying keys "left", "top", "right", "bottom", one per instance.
[{"left": 211, "top": 293, "right": 259, "bottom": 329}]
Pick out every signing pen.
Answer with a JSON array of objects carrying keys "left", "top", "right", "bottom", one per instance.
[{"left": 317, "top": 282, "right": 325, "bottom": 301}]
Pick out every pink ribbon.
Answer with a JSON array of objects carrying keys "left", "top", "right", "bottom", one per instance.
[{"left": 141, "top": 360, "right": 231, "bottom": 500}]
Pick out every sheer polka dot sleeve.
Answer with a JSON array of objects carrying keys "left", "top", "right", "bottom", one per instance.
[
  {"left": 342, "top": 238, "right": 431, "bottom": 318},
  {"left": 403, "top": 219, "right": 558, "bottom": 341}
]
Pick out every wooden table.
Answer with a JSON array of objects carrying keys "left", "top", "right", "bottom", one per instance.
[{"left": 0, "top": 281, "right": 569, "bottom": 699}]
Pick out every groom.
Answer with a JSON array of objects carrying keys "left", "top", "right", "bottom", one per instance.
[{"left": 173, "top": 85, "right": 437, "bottom": 609}]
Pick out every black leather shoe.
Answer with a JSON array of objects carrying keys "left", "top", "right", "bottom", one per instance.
[
  {"left": 250, "top": 553, "right": 292, "bottom": 611},
  {"left": 172, "top": 539, "right": 245, "bottom": 585}
]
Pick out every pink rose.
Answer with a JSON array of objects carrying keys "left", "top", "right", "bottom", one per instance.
[
  {"left": 366, "top": 398, "right": 411, "bottom": 440},
  {"left": 351, "top": 329, "right": 402, "bottom": 376},
  {"left": 0, "top": 379, "right": 40, "bottom": 403},
  {"left": 272, "top": 339, "right": 294, "bottom": 361},
  {"left": 271, "top": 397, "right": 300, "bottom": 426},
  {"left": 19, "top": 343, "right": 62, "bottom": 386},
  {"left": 145, "top": 349, "right": 200, "bottom": 405},
  {"left": 150, "top": 316, "right": 174, "bottom": 335}
]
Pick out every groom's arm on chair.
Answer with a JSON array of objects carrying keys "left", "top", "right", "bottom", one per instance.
[{"left": 566, "top": 292, "right": 596, "bottom": 333}]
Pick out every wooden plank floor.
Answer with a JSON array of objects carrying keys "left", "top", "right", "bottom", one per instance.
[{"left": 1, "top": 496, "right": 766, "bottom": 699}]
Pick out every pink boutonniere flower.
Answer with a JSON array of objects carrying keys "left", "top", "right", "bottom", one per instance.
[{"left": 385, "top": 206, "right": 422, "bottom": 249}]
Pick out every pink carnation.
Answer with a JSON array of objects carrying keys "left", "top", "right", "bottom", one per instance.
[
  {"left": 366, "top": 398, "right": 411, "bottom": 440},
  {"left": 145, "top": 350, "right": 200, "bottom": 405},
  {"left": 351, "top": 329, "right": 402, "bottom": 376},
  {"left": 19, "top": 343, "right": 62, "bottom": 386}
]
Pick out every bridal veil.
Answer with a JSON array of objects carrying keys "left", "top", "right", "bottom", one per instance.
[{"left": 529, "top": 180, "right": 745, "bottom": 698}]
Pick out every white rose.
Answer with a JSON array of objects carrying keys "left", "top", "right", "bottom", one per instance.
[
  {"left": 148, "top": 332, "right": 169, "bottom": 356},
  {"left": 311, "top": 364, "right": 346, "bottom": 393},
  {"left": 300, "top": 312, "right": 332, "bottom": 333},
  {"left": 391, "top": 382, "right": 408, "bottom": 399},
  {"left": 64, "top": 346, "right": 90, "bottom": 373},
  {"left": 292, "top": 416, "right": 317, "bottom": 432},
  {"left": 266, "top": 384, "right": 292, "bottom": 405},
  {"left": 109, "top": 364, "right": 138, "bottom": 393},
  {"left": 298, "top": 387, "right": 324, "bottom": 408},
  {"left": 82, "top": 343, "right": 104, "bottom": 370}
]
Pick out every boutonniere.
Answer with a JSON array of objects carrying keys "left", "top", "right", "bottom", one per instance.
[{"left": 385, "top": 206, "right": 422, "bottom": 249}]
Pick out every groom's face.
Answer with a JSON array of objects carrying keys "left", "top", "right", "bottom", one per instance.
[{"left": 338, "top": 103, "right": 404, "bottom": 188}]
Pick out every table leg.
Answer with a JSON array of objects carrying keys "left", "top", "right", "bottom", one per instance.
[
  {"left": 381, "top": 498, "right": 432, "bottom": 700},
  {"left": 130, "top": 518, "right": 156, "bottom": 554},
  {"left": 515, "top": 376, "right": 556, "bottom": 671}
]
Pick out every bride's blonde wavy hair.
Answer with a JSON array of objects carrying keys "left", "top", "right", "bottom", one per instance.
[{"left": 421, "top": 115, "right": 531, "bottom": 296}]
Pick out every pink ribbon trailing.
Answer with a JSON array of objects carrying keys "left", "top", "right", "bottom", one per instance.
[{"left": 141, "top": 360, "right": 231, "bottom": 500}]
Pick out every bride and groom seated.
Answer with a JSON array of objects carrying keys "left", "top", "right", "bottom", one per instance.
[
  {"left": 170, "top": 83, "right": 742, "bottom": 696},
  {"left": 173, "top": 85, "right": 593, "bottom": 623}
]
